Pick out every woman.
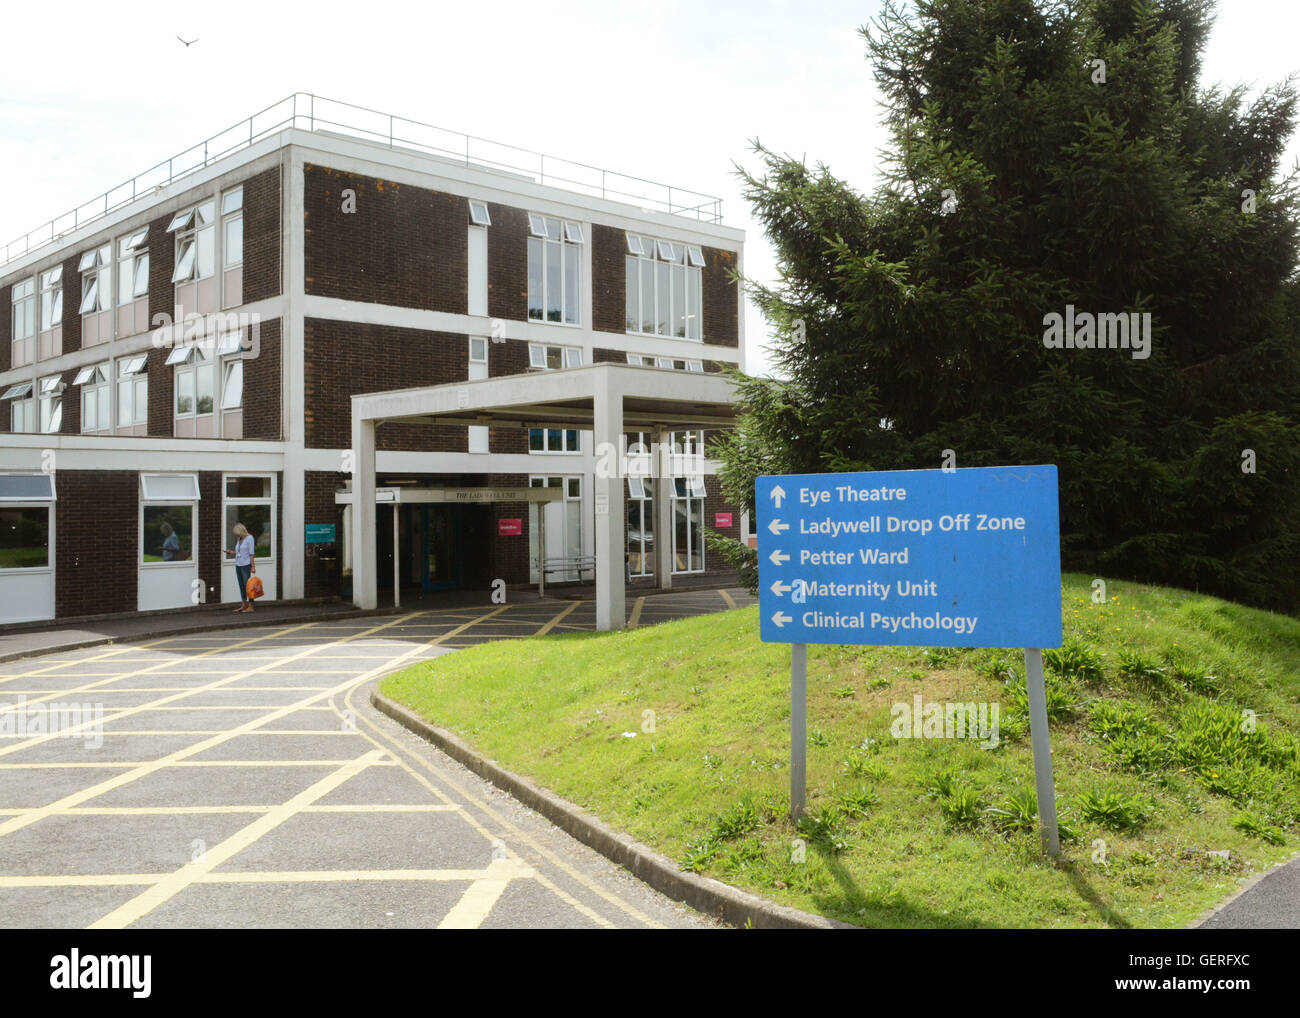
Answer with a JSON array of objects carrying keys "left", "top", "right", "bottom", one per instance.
[
  {"left": 224, "top": 523, "right": 257, "bottom": 613},
  {"left": 160, "top": 521, "right": 180, "bottom": 562}
]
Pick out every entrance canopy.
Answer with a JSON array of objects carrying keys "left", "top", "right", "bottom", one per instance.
[{"left": 350, "top": 363, "right": 739, "bottom": 629}]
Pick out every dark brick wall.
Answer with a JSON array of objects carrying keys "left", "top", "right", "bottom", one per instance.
[
  {"left": 488, "top": 472, "right": 530, "bottom": 585},
  {"left": 58, "top": 368, "right": 79, "bottom": 435},
  {"left": 147, "top": 214, "right": 175, "bottom": 326},
  {"left": 60, "top": 255, "right": 82, "bottom": 354},
  {"left": 592, "top": 347, "right": 624, "bottom": 364},
  {"left": 55, "top": 469, "right": 137, "bottom": 618},
  {"left": 304, "top": 317, "right": 469, "bottom": 451},
  {"left": 198, "top": 471, "right": 222, "bottom": 604},
  {"left": 591, "top": 224, "right": 625, "bottom": 333},
  {"left": 702, "top": 246, "right": 739, "bottom": 348},
  {"left": 146, "top": 347, "right": 172, "bottom": 436},
  {"left": 304, "top": 164, "right": 466, "bottom": 313},
  {"left": 243, "top": 317, "right": 281, "bottom": 440},
  {"left": 0, "top": 282, "right": 10, "bottom": 374},
  {"left": 487, "top": 204, "right": 528, "bottom": 321},
  {"left": 304, "top": 470, "right": 347, "bottom": 599},
  {"left": 242, "top": 165, "right": 282, "bottom": 304},
  {"left": 488, "top": 338, "right": 530, "bottom": 454}
]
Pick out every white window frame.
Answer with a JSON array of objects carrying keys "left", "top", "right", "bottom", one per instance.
[
  {"left": 527, "top": 214, "right": 582, "bottom": 326},
  {"left": 0, "top": 473, "right": 55, "bottom": 575},
  {"left": 173, "top": 345, "right": 215, "bottom": 420},
  {"left": 78, "top": 244, "right": 113, "bottom": 314},
  {"left": 528, "top": 342, "right": 582, "bottom": 370},
  {"left": 138, "top": 473, "right": 200, "bottom": 569},
  {"left": 223, "top": 473, "right": 276, "bottom": 565},
  {"left": 117, "top": 229, "right": 150, "bottom": 305},
  {"left": 221, "top": 186, "right": 243, "bottom": 269},
  {"left": 11, "top": 278, "right": 35, "bottom": 361},
  {"left": 38, "top": 375, "right": 62, "bottom": 434},
  {"left": 5, "top": 382, "right": 35, "bottom": 433},
  {"left": 117, "top": 356, "right": 148, "bottom": 427},
  {"left": 625, "top": 233, "right": 703, "bottom": 340},
  {"left": 469, "top": 200, "right": 491, "bottom": 226},
  {"left": 39, "top": 266, "right": 63, "bottom": 331},
  {"left": 169, "top": 198, "right": 216, "bottom": 283},
  {"left": 77, "top": 362, "right": 111, "bottom": 433},
  {"left": 671, "top": 476, "right": 707, "bottom": 575}
]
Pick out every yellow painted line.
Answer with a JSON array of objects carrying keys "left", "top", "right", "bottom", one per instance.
[
  {"left": 200, "top": 863, "right": 535, "bottom": 884},
  {"left": 0, "top": 759, "right": 397, "bottom": 769},
  {"left": 88, "top": 749, "right": 388, "bottom": 929},
  {"left": 628, "top": 597, "right": 645, "bottom": 629},
  {"left": 0, "top": 804, "right": 460, "bottom": 817},
  {"left": 719, "top": 589, "right": 737, "bottom": 609},
  {"left": 0, "top": 644, "right": 147, "bottom": 682},
  {"left": 533, "top": 601, "right": 581, "bottom": 636},
  {"left": 438, "top": 859, "right": 520, "bottom": 928},
  {"left": 0, "top": 621, "right": 323, "bottom": 712},
  {"left": 0, "top": 613, "right": 431, "bottom": 834},
  {"left": 341, "top": 682, "right": 662, "bottom": 930}
]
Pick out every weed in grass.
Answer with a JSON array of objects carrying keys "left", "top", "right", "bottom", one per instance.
[
  {"left": 702, "top": 751, "right": 724, "bottom": 770},
  {"left": 713, "top": 797, "right": 762, "bottom": 840},
  {"left": 680, "top": 834, "right": 721, "bottom": 872},
  {"left": 864, "top": 676, "right": 892, "bottom": 691},
  {"left": 1075, "top": 785, "right": 1154, "bottom": 832},
  {"left": 986, "top": 787, "right": 1039, "bottom": 835},
  {"left": 1004, "top": 671, "right": 1079, "bottom": 723},
  {"left": 717, "top": 837, "right": 767, "bottom": 877},
  {"left": 1117, "top": 648, "right": 1173, "bottom": 694},
  {"left": 809, "top": 728, "right": 830, "bottom": 748},
  {"left": 1231, "top": 812, "right": 1285, "bottom": 845},
  {"left": 831, "top": 686, "right": 856, "bottom": 699},
  {"left": 1044, "top": 639, "right": 1106, "bottom": 684},
  {"left": 844, "top": 752, "right": 888, "bottom": 782},
  {"left": 797, "top": 806, "right": 850, "bottom": 853},
  {"left": 939, "top": 784, "right": 984, "bottom": 829},
  {"left": 920, "top": 647, "right": 961, "bottom": 670},
  {"left": 838, "top": 786, "right": 879, "bottom": 819}
]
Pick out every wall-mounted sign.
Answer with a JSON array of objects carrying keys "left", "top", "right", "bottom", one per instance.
[
  {"left": 715, "top": 512, "right": 733, "bottom": 529},
  {"left": 497, "top": 518, "right": 522, "bottom": 536},
  {"left": 305, "top": 523, "right": 336, "bottom": 544}
]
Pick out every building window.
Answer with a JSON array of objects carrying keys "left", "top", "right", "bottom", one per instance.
[
  {"left": 117, "top": 356, "right": 148, "bottom": 427},
  {"left": 38, "top": 376, "right": 62, "bottom": 433},
  {"left": 672, "top": 476, "right": 706, "bottom": 574},
  {"left": 468, "top": 199, "right": 491, "bottom": 226},
  {"left": 527, "top": 214, "right": 581, "bottom": 324},
  {"left": 78, "top": 244, "right": 113, "bottom": 314},
  {"left": 220, "top": 360, "right": 243, "bottom": 411},
  {"left": 529, "top": 475, "right": 584, "bottom": 583},
  {"left": 627, "top": 476, "right": 656, "bottom": 577},
  {"left": 0, "top": 473, "right": 56, "bottom": 572},
  {"left": 10, "top": 278, "right": 35, "bottom": 367},
  {"left": 625, "top": 235, "right": 702, "bottom": 340},
  {"left": 3, "top": 382, "right": 35, "bottom": 433},
  {"left": 140, "top": 473, "right": 200, "bottom": 566},
  {"left": 221, "top": 188, "right": 243, "bottom": 267},
  {"left": 528, "top": 427, "right": 580, "bottom": 453},
  {"left": 168, "top": 345, "right": 214, "bottom": 419},
  {"left": 468, "top": 337, "right": 488, "bottom": 453},
  {"left": 117, "top": 229, "right": 150, "bottom": 303},
  {"left": 73, "top": 362, "right": 111, "bottom": 432},
  {"left": 528, "top": 343, "right": 582, "bottom": 370},
  {"left": 39, "top": 267, "right": 63, "bottom": 332},
  {"left": 168, "top": 199, "right": 216, "bottom": 283},
  {"left": 224, "top": 475, "right": 274, "bottom": 561}
]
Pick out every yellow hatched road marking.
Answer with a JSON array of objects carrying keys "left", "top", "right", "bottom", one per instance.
[
  {"left": 0, "top": 612, "right": 432, "bottom": 835},
  {"left": 0, "top": 863, "right": 535, "bottom": 889},
  {"left": 0, "top": 803, "right": 461, "bottom": 817},
  {"left": 719, "top": 589, "right": 737, "bottom": 609},
  {"left": 0, "top": 613, "right": 426, "bottom": 758},
  {"left": 438, "top": 859, "right": 519, "bottom": 929},
  {"left": 340, "top": 679, "right": 665, "bottom": 930},
  {"left": 87, "top": 749, "right": 388, "bottom": 929},
  {"left": 628, "top": 597, "right": 645, "bottom": 629},
  {"left": 0, "top": 622, "right": 321, "bottom": 711},
  {"left": 0, "top": 759, "right": 399, "bottom": 769},
  {"left": 533, "top": 601, "right": 581, "bottom": 636}
]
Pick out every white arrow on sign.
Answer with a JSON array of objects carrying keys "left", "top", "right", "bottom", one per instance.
[
  {"left": 767, "top": 518, "right": 789, "bottom": 535},
  {"left": 769, "top": 549, "right": 790, "bottom": 566},
  {"left": 770, "top": 484, "right": 786, "bottom": 508},
  {"left": 771, "top": 611, "right": 792, "bottom": 627},
  {"left": 770, "top": 580, "right": 792, "bottom": 597}
]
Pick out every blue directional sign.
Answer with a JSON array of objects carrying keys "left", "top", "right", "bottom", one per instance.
[{"left": 757, "top": 466, "right": 1062, "bottom": 648}]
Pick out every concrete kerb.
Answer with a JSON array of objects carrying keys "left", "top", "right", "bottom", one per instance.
[
  {"left": 369, "top": 683, "right": 851, "bottom": 930},
  {"left": 1190, "top": 849, "right": 1300, "bottom": 928}
]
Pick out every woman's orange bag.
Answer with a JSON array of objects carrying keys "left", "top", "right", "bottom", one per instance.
[{"left": 246, "top": 575, "right": 264, "bottom": 600}]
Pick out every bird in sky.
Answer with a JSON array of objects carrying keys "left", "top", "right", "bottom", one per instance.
[{"left": 177, "top": 35, "right": 198, "bottom": 47}]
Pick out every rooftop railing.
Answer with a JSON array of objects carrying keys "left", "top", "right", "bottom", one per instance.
[{"left": 1, "top": 92, "right": 724, "bottom": 270}]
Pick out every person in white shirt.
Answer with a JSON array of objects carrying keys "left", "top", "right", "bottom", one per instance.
[{"left": 224, "top": 522, "right": 257, "bottom": 613}]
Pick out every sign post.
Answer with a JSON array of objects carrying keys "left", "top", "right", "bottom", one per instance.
[{"left": 757, "top": 465, "right": 1063, "bottom": 854}]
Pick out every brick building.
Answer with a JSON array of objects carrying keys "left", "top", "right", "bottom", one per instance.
[{"left": 0, "top": 96, "right": 745, "bottom": 625}]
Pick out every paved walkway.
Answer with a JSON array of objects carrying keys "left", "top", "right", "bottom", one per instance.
[{"left": 0, "top": 590, "right": 755, "bottom": 929}]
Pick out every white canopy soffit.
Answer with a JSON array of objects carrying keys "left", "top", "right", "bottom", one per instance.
[
  {"left": 349, "top": 364, "right": 741, "bottom": 631},
  {"left": 350, "top": 363, "right": 739, "bottom": 431}
]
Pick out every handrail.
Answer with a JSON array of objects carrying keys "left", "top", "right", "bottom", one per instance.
[{"left": 1, "top": 92, "right": 724, "bottom": 271}]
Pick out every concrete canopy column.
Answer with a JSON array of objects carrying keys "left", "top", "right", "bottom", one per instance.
[
  {"left": 352, "top": 414, "right": 377, "bottom": 610},
  {"left": 654, "top": 428, "right": 674, "bottom": 589},
  {"left": 593, "top": 380, "right": 626, "bottom": 630}
]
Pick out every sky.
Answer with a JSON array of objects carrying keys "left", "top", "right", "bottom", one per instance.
[{"left": 0, "top": 0, "right": 1296, "bottom": 379}]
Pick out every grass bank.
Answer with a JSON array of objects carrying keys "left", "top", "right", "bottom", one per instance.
[{"left": 380, "top": 573, "right": 1300, "bottom": 927}]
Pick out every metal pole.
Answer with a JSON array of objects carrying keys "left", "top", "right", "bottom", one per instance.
[
  {"left": 392, "top": 503, "right": 400, "bottom": 609},
  {"left": 791, "top": 643, "right": 807, "bottom": 819},
  {"left": 1024, "top": 648, "right": 1060, "bottom": 857}
]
